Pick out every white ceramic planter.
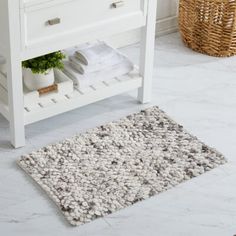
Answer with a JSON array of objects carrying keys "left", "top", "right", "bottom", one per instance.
[{"left": 23, "top": 68, "right": 55, "bottom": 91}]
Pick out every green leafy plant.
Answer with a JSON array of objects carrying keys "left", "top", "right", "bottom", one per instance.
[{"left": 22, "top": 51, "right": 66, "bottom": 74}]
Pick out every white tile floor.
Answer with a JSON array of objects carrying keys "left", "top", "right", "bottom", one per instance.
[{"left": 0, "top": 33, "right": 236, "bottom": 236}]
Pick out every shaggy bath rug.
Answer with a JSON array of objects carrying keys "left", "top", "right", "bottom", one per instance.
[{"left": 18, "top": 106, "right": 226, "bottom": 226}]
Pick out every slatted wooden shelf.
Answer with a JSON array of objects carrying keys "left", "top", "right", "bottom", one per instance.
[{"left": 0, "top": 68, "right": 142, "bottom": 125}]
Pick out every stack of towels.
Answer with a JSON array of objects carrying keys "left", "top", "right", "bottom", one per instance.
[{"left": 63, "top": 42, "right": 134, "bottom": 90}]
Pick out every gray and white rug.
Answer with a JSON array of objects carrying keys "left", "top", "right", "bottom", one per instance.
[{"left": 18, "top": 106, "right": 226, "bottom": 226}]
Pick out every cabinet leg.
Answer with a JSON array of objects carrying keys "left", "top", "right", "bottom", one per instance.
[
  {"left": 9, "top": 122, "right": 25, "bottom": 148},
  {"left": 5, "top": 0, "right": 25, "bottom": 148},
  {"left": 138, "top": 0, "right": 157, "bottom": 104},
  {"left": 7, "top": 59, "right": 25, "bottom": 148}
]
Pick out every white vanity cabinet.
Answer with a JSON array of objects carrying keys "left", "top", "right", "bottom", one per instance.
[
  {"left": 0, "top": 0, "right": 157, "bottom": 148},
  {"left": 21, "top": 0, "right": 147, "bottom": 56}
]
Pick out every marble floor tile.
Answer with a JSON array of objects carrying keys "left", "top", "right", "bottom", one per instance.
[{"left": 0, "top": 33, "right": 236, "bottom": 236}]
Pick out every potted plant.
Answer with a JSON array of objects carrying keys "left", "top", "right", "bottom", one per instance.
[{"left": 22, "top": 51, "right": 65, "bottom": 91}]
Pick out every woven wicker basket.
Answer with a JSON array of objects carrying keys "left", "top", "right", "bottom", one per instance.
[{"left": 179, "top": 0, "right": 236, "bottom": 57}]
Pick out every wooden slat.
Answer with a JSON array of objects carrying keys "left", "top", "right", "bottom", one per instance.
[{"left": 38, "top": 84, "right": 58, "bottom": 95}]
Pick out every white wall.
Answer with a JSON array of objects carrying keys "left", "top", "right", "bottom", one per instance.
[
  {"left": 156, "top": 0, "right": 178, "bottom": 36},
  {"left": 157, "top": 0, "right": 178, "bottom": 19},
  {"left": 108, "top": 0, "right": 179, "bottom": 48}
]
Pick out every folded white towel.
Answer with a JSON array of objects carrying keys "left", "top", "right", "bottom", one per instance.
[
  {"left": 63, "top": 62, "right": 92, "bottom": 90},
  {"left": 63, "top": 57, "right": 134, "bottom": 90},
  {"left": 74, "top": 42, "right": 115, "bottom": 66},
  {"left": 69, "top": 52, "right": 128, "bottom": 75},
  {"left": 63, "top": 41, "right": 134, "bottom": 90}
]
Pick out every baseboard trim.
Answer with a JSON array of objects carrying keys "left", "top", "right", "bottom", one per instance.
[
  {"left": 106, "top": 15, "right": 178, "bottom": 48},
  {"left": 156, "top": 16, "right": 178, "bottom": 36}
]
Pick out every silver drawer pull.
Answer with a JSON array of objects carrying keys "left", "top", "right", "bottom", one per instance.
[
  {"left": 47, "top": 18, "right": 61, "bottom": 26},
  {"left": 111, "top": 1, "right": 124, "bottom": 8}
]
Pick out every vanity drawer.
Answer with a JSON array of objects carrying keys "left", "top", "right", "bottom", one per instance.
[{"left": 22, "top": 0, "right": 147, "bottom": 48}]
